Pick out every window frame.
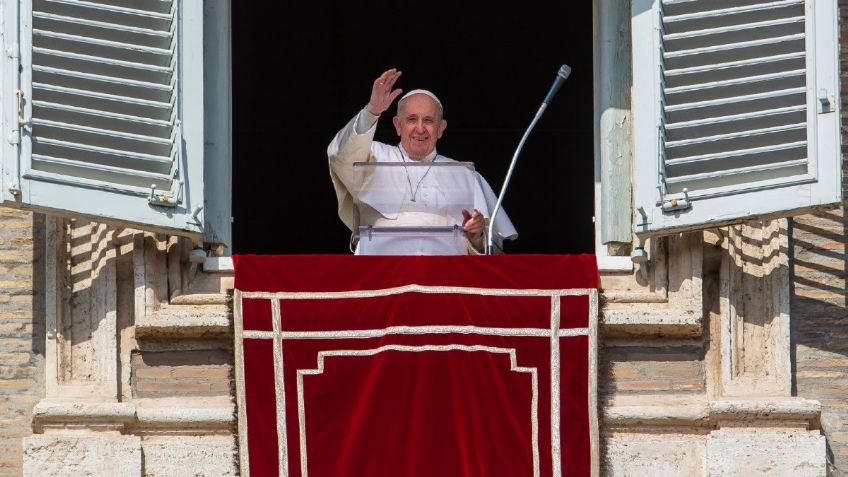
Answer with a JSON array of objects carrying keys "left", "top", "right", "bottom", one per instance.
[
  {"left": 629, "top": 0, "right": 842, "bottom": 237},
  {"left": 0, "top": 0, "right": 223, "bottom": 240}
]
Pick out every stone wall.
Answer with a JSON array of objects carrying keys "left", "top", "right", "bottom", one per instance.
[
  {"left": 131, "top": 349, "right": 232, "bottom": 399},
  {"left": 792, "top": 207, "right": 847, "bottom": 475},
  {"left": 17, "top": 222, "right": 236, "bottom": 477},
  {"left": 603, "top": 342, "right": 706, "bottom": 396},
  {"left": 790, "top": 2, "right": 848, "bottom": 474},
  {"left": 0, "top": 210, "right": 43, "bottom": 477}
]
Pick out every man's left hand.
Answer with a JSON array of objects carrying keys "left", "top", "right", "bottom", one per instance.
[{"left": 462, "top": 209, "right": 485, "bottom": 239}]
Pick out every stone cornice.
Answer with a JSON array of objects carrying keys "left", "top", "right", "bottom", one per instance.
[
  {"left": 603, "top": 398, "right": 822, "bottom": 430},
  {"left": 32, "top": 401, "right": 136, "bottom": 433},
  {"left": 31, "top": 400, "right": 236, "bottom": 434}
]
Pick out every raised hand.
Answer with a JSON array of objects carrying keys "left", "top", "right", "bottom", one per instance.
[{"left": 366, "top": 68, "right": 403, "bottom": 116}]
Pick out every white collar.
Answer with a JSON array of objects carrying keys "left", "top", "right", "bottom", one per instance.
[{"left": 398, "top": 144, "right": 438, "bottom": 162}]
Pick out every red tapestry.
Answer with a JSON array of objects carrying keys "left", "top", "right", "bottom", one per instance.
[{"left": 234, "top": 255, "right": 599, "bottom": 477}]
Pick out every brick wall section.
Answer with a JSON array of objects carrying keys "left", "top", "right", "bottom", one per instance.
[
  {"left": 792, "top": 207, "right": 847, "bottom": 474},
  {"left": 0, "top": 209, "right": 43, "bottom": 477},
  {"left": 601, "top": 344, "right": 705, "bottom": 396},
  {"left": 791, "top": 2, "right": 848, "bottom": 474},
  {"left": 132, "top": 349, "right": 232, "bottom": 398}
]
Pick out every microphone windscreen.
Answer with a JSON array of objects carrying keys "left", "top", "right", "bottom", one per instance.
[{"left": 558, "top": 65, "right": 572, "bottom": 80}]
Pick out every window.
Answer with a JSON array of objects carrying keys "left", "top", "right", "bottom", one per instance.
[
  {"left": 231, "top": 2, "right": 595, "bottom": 255},
  {"left": 0, "top": 0, "right": 229, "bottom": 244},
  {"left": 630, "top": 0, "right": 841, "bottom": 236}
]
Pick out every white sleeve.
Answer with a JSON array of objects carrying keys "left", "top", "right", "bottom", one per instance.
[
  {"left": 354, "top": 109, "right": 380, "bottom": 134},
  {"left": 474, "top": 172, "right": 519, "bottom": 250},
  {"left": 327, "top": 108, "right": 380, "bottom": 230}
]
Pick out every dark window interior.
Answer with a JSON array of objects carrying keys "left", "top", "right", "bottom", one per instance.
[{"left": 232, "top": 2, "right": 595, "bottom": 254}]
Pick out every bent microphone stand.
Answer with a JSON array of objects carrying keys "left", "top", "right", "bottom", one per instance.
[{"left": 486, "top": 64, "right": 571, "bottom": 255}]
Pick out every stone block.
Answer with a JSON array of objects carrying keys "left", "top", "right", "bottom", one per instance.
[
  {"left": 132, "top": 349, "right": 232, "bottom": 398},
  {"left": 23, "top": 434, "right": 141, "bottom": 477},
  {"left": 706, "top": 429, "right": 825, "bottom": 477},
  {"left": 141, "top": 435, "right": 236, "bottom": 477},
  {"left": 604, "top": 432, "right": 706, "bottom": 476}
]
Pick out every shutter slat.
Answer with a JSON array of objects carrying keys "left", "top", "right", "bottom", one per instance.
[
  {"left": 33, "top": 137, "right": 173, "bottom": 165},
  {"left": 664, "top": 16, "right": 804, "bottom": 41},
  {"left": 33, "top": 82, "right": 173, "bottom": 121},
  {"left": 665, "top": 105, "right": 806, "bottom": 130},
  {"left": 31, "top": 118, "right": 172, "bottom": 145},
  {"left": 666, "top": 123, "right": 806, "bottom": 149},
  {"left": 32, "top": 154, "right": 172, "bottom": 188},
  {"left": 33, "top": 82, "right": 172, "bottom": 109},
  {"left": 665, "top": 69, "right": 804, "bottom": 94},
  {"left": 32, "top": 29, "right": 172, "bottom": 55},
  {"left": 665, "top": 87, "right": 805, "bottom": 113},
  {"left": 33, "top": 47, "right": 172, "bottom": 73},
  {"left": 38, "top": 0, "right": 173, "bottom": 20},
  {"left": 664, "top": 33, "right": 805, "bottom": 59},
  {"left": 33, "top": 65, "right": 172, "bottom": 91},
  {"left": 21, "top": 169, "right": 155, "bottom": 197},
  {"left": 33, "top": 100, "right": 171, "bottom": 127},
  {"left": 33, "top": 12, "right": 172, "bottom": 38},
  {"left": 32, "top": 104, "right": 172, "bottom": 139},
  {"left": 665, "top": 52, "right": 805, "bottom": 77},
  {"left": 663, "top": 0, "right": 804, "bottom": 22},
  {"left": 665, "top": 140, "right": 807, "bottom": 166},
  {"left": 665, "top": 158, "right": 808, "bottom": 185}
]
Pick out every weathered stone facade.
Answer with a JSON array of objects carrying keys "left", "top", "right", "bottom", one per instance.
[
  {"left": 0, "top": 2, "right": 844, "bottom": 477},
  {"left": 793, "top": 208, "right": 848, "bottom": 474},
  {"left": 787, "top": 2, "right": 848, "bottom": 473},
  {"left": 0, "top": 210, "right": 42, "bottom": 476},
  {"left": 600, "top": 220, "right": 831, "bottom": 475},
  {"left": 2, "top": 215, "right": 837, "bottom": 476},
  {"left": 12, "top": 220, "right": 236, "bottom": 477}
]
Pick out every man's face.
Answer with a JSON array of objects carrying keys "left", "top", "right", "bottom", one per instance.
[{"left": 392, "top": 94, "right": 447, "bottom": 160}]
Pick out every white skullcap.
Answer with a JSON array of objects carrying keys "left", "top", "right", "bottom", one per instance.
[{"left": 398, "top": 89, "right": 443, "bottom": 115}]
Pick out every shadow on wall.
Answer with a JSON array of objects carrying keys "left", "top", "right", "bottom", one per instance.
[
  {"left": 790, "top": 207, "right": 848, "bottom": 474},
  {"left": 32, "top": 213, "right": 46, "bottom": 361}
]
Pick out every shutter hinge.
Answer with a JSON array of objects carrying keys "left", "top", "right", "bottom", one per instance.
[
  {"left": 147, "top": 180, "right": 182, "bottom": 207},
  {"left": 7, "top": 89, "right": 28, "bottom": 145},
  {"left": 818, "top": 88, "right": 835, "bottom": 114},
  {"left": 661, "top": 188, "right": 691, "bottom": 213},
  {"left": 186, "top": 205, "right": 203, "bottom": 226},
  {"left": 7, "top": 44, "right": 23, "bottom": 145},
  {"left": 635, "top": 206, "right": 649, "bottom": 230}
]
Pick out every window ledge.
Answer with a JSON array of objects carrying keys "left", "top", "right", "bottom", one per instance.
[
  {"left": 204, "top": 256, "right": 234, "bottom": 273},
  {"left": 597, "top": 255, "right": 634, "bottom": 272},
  {"left": 206, "top": 256, "right": 631, "bottom": 273}
]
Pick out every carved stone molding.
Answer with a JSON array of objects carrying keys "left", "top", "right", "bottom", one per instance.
[
  {"left": 720, "top": 220, "right": 791, "bottom": 397},
  {"left": 602, "top": 233, "right": 704, "bottom": 337},
  {"left": 44, "top": 217, "right": 120, "bottom": 401},
  {"left": 604, "top": 397, "right": 820, "bottom": 430},
  {"left": 28, "top": 219, "right": 236, "bottom": 477}
]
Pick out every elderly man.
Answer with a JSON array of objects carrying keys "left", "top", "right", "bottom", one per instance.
[{"left": 328, "top": 68, "right": 517, "bottom": 254}]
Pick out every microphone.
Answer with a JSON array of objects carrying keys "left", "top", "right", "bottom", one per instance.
[
  {"left": 543, "top": 65, "right": 572, "bottom": 105},
  {"left": 486, "top": 64, "right": 572, "bottom": 255}
]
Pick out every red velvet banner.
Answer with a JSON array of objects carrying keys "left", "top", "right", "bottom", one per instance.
[{"left": 235, "top": 255, "right": 598, "bottom": 477}]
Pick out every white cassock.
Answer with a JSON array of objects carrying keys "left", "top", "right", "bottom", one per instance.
[{"left": 328, "top": 108, "right": 518, "bottom": 255}]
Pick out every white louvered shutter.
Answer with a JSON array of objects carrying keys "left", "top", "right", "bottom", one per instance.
[
  {"left": 1, "top": 0, "right": 204, "bottom": 235},
  {"left": 631, "top": 0, "right": 841, "bottom": 236}
]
